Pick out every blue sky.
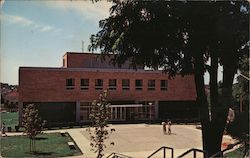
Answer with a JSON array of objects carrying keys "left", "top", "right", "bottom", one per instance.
[
  {"left": 1, "top": 1, "right": 112, "bottom": 85},
  {"left": 1, "top": 0, "right": 225, "bottom": 85}
]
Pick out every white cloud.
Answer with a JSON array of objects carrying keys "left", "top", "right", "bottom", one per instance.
[
  {"left": 40, "top": 26, "right": 53, "bottom": 32},
  {"left": 0, "top": 13, "right": 61, "bottom": 33},
  {"left": 1, "top": 14, "right": 33, "bottom": 26},
  {"left": 41, "top": 1, "right": 112, "bottom": 22}
]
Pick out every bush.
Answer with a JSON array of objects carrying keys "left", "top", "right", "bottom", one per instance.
[
  {"left": 15, "top": 126, "right": 19, "bottom": 132},
  {"left": 226, "top": 111, "right": 248, "bottom": 140},
  {"left": 7, "top": 127, "right": 12, "bottom": 132}
]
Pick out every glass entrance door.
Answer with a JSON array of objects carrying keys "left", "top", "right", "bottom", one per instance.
[{"left": 110, "top": 107, "right": 126, "bottom": 121}]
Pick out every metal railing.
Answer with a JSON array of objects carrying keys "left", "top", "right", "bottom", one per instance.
[
  {"left": 177, "top": 148, "right": 207, "bottom": 158},
  {"left": 147, "top": 146, "right": 174, "bottom": 158},
  {"left": 106, "top": 152, "right": 133, "bottom": 158},
  {"left": 210, "top": 141, "right": 242, "bottom": 157}
]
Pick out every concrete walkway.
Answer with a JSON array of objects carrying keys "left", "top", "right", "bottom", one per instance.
[{"left": 1, "top": 124, "right": 237, "bottom": 158}]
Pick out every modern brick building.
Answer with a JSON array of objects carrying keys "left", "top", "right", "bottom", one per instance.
[{"left": 19, "top": 52, "right": 198, "bottom": 124}]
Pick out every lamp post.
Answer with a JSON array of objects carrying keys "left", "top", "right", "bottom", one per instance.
[{"left": 148, "top": 102, "right": 152, "bottom": 124}]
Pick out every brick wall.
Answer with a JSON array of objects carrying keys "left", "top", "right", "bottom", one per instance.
[
  {"left": 19, "top": 67, "right": 196, "bottom": 102},
  {"left": 63, "top": 52, "right": 143, "bottom": 69}
]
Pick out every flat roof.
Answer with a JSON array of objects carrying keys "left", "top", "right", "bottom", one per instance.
[
  {"left": 19, "top": 67, "right": 166, "bottom": 74},
  {"left": 63, "top": 52, "right": 108, "bottom": 57}
]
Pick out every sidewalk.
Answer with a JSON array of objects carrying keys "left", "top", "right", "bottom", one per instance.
[{"left": 1, "top": 124, "right": 238, "bottom": 158}]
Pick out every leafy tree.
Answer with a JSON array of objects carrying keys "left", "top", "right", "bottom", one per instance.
[
  {"left": 22, "top": 104, "right": 44, "bottom": 153},
  {"left": 89, "top": 1, "right": 249, "bottom": 156},
  {"left": 88, "top": 90, "right": 115, "bottom": 158},
  {"left": 233, "top": 55, "right": 249, "bottom": 112},
  {"left": 228, "top": 55, "right": 249, "bottom": 156}
]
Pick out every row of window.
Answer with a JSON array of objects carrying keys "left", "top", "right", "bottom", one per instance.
[{"left": 66, "top": 78, "right": 168, "bottom": 91}]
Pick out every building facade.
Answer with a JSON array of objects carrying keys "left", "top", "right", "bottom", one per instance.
[{"left": 19, "top": 52, "right": 198, "bottom": 124}]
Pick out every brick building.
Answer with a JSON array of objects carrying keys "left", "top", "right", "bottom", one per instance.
[{"left": 19, "top": 52, "right": 198, "bottom": 124}]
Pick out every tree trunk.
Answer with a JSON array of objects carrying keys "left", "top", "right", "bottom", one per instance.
[
  {"left": 205, "top": 54, "right": 236, "bottom": 157},
  {"left": 193, "top": 53, "right": 210, "bottom": 157},
  {"left": 34, "top": 138, "right": 36, "bottom": 152},
  {"left": 194, "top": 49, "right": 237, "bottom": 157},
  {"left": 32, "top": 137, "right": 34, "bottom": 153},
  {"left": 30, "top": 138, "right": 32, "bottom": 153},
  {"left": 204, "top": 53, "right": 223, "bottom": 157},
  {"left": 210, "top": 53, "right": 218, "bottom": 119},
  {"left": 219, "top": 57, "right": 236, "bottom": 154}
]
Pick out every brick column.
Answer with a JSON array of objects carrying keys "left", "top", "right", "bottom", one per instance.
[
  {"left": 76, "top": 101, "right": 80, "bottom": 123},
  {"left": 18, "top": 102, "right": 23, "bottom": 126}
]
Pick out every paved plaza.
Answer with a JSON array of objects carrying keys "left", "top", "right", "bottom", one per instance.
[
  {"left": 5, "top": 124, "right": 236, "bottom": 158},
  {"left": 70, "top": 124, "right": 203, "bottom": 158}
]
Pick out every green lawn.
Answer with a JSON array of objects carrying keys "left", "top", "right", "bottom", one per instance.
[
  {"left": 1, "top": 112, "right": 19, "bottom": 129},
  {"left": 0, "top": 133, "right": 82, "bottom": 157},
  {"left": 0, "top": 112, "right": 88, "bottom": 131}
]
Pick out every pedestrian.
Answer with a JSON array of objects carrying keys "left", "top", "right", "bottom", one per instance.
[
  {"left": 1, "top": 122, "right": 7, "bottom": 136},
  {"left": 162, "top": 121, "right": 167, "bottom": 134},
  {"left": 167, "top": 120, "right": 172, "bottom": 135}
]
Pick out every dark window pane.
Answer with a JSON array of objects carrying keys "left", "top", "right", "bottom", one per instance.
[
  {"left": 81, "top": 79, "right": 89, "bottom": 90},
  {"left": 122, "top": 79, "right": 130, "bottom": 90},
  {"left": 148, "top": 80, "right": 155, "bottom": 90},
  {"left": 109, "top": 79, "right": 117, "bottom": 90},
  {"left": 80, "top": 102, "right": 91, "bottom": 106},
  {"left": 135, "top": 79, "right": 143, "bottom": 90},
  {"left": 66, "top": 78, "right": 74, "bottom": 90},
  {"left": 95, "top": 79, "right": 103, "bottom": 90},
  {"left": 161, "top": 80, "right": 168, "bottom": 91}
]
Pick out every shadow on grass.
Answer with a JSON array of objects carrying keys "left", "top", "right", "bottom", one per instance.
[
  {"left": 27, "top": 151, "right": 54, "bottom": 156},
  {"left": 34, "top": 137, "right": 48, "bottom": 140}
]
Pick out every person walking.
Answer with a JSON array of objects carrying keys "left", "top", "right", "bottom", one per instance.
[
  {"left": 167, "top": 120, "right": 172, "bottom": 135},
  {"left": 162, "top": 121, "right": 167, "bottom": 134}
]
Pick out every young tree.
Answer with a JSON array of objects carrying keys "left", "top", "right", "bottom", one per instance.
[
  {"left": 22, "top": 104, "right": 43, "bottom": 153},
  {"left": 88, "top": 90, "right": 115, "bottom": 158},
  {"left": 89, "top": 1, "right": 249, "bottom": 156}
]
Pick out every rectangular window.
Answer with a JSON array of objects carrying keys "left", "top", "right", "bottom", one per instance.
[
  {"left": 109, "top": 79, "right": 117, "bottom": 90},
  {"left": 122, "top": 79, "right": 130, "bottom": 90},
  {"left": 135, "top": 79, "right": 143, "bottom": 90},
  {"left": 80, "top": 102, "right": 91, "bottom": 121},
  {"left": 80, "top": 102, "right": 91, "bottom": 106},
  {"left": 66, "top": 78, "right": 75, "bottom": 90},
  {"left": 95, "top": 79, "right": 103, "bottom": 90},
  {"left": 161, "top": 80, "right": 168, "bottom": 91},
  {"left": 117, "top": 107, "right": 120, "bottom": 119},
  {"left": 148, "top": 80, "right": 155, "bottom": 90},
  {"left": 81, "top": 79, "right": 89, "bottom": 90}
]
